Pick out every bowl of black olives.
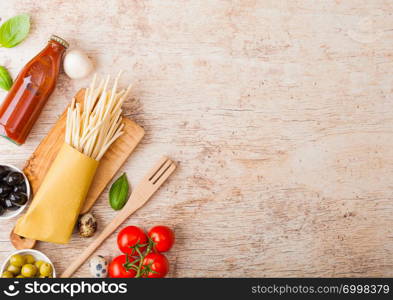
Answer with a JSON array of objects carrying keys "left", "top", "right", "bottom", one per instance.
[{"left": 0, "top": 164, "right": 31, "bottom": 219}]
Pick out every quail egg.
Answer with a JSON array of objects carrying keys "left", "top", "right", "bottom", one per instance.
[
  {"left": 78, "top": 213, "right": 97, "bottom": 237},
  {"left": 89, "top": 255, "right": 108, "bottom": 278}
]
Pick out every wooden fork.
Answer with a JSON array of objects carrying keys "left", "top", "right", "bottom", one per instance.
[{"left": 60, "top": 156, "right": 177, "bottom": 278}]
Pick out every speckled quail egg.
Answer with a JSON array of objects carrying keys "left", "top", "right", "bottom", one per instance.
[
  {"left": 89, "top": 255, "right": 108, "bottom": 278},
  {"left": 78, "top": 213, "right": 97, "bottom": 237}
]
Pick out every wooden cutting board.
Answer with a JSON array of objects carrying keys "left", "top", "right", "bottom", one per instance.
[{"left": 23, "top": 89, "right": 144, "bottom": 214}]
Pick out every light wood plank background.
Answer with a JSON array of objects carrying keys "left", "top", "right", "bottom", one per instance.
[{"left": 0, "top": 0, "right": 393, "bottom": 277}]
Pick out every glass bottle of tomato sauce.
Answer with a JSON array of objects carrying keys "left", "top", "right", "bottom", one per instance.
[{"left": 0, "top": 35, "right": 68, "bottom": 145}]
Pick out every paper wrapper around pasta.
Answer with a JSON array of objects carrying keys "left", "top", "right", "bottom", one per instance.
[{"left": 15, "top": 143, "right": 98, "bottom": 244}]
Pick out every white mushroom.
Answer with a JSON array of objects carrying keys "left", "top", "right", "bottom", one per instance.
[{"left": 63, "top": 49, "right": 94, "bottom": 79}]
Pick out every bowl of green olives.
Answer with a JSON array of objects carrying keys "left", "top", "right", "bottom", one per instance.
[
  {"left": 0, "top": 164, "right": 31, "bottom": 220},
  {"left": 1, "top": 249, "right": 55, "bottom": 278}
]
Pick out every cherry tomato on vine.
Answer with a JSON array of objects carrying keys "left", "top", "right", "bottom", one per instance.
[
  {"left": 117, "top": 226, "right": 147, "bottom": 255},
  {"left": 148, "top": 226, "right": 175, "bottom": 252},
  {"left": 108, "top": 255, "right": 136, "bottom": 278},
  {"left": 142, "top": 253, "right": 169, "bottom": 278}
]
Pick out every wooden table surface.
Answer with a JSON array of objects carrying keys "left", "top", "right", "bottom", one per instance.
[{"left": 0, "top": 0, "right": 393, "bottom": 277}]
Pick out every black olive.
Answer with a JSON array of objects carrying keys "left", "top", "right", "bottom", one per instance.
[
  {"left": 2, "top": 198, "right": 18, "bottom": 210},
  {"left": 1, "top": 172, "right": 10, "bottom": 182},
  {"left": 0, "top": 166, "right": 10, "bottom": 178},
  {"left": 0, "top": 197, "right": 5, "bottom": 209},
  {"left": 4, "top": 172, "right": 24, "bottom": 186},
  {"left": 13, "top": 184, "right": 27, "bottom": 193},
  {"left": 0, "top": 183, "right": 12, "bottom": 196},
  {"left": 9, "top": 192, "right": 28, "bottom": 206}
]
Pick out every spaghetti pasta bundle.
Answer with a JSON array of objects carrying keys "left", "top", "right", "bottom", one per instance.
[
  {"left": 66, "top": 73, "right": 131, "bottom": 160},
  {"left": 15, "top": 74, "right": 131, "bottom": 244}
]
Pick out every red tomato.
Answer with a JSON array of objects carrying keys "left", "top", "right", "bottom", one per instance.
[
  {"left": 142, "top": 253, "right": 169, "bottom": 278},
  {"left": 148, "top": 226, "right": 175, "bottom": 252},
  {"left": 117, "top": 226, "right": 147, "bottom": 255},
  {"left": 108, "top": 255, "right": 136, "bottom": 278}
]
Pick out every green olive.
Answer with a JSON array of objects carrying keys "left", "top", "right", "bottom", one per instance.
[
  {"left": 35, "top": 260, "right": 45, "bottom": 269},
  {"left": 16, "top": 275, "right": 25, "bottom": 278},
  {"left": 21, "top": 264, "right": 37, "bottom": 278},
  {"left": 9, "top": 254, "right": 25, "bottom": 267},
  {"left": 1, "top": 271, "right": 13, "bottom": 278},
  {"left": 7, "top": 264, "right": 21, "bottom": 275},
  {"left": 39, "top": 263, "right": 52, "bottom": 277},
  {"left": 23, "top": 254, "right": 35, "bottom": 264}
]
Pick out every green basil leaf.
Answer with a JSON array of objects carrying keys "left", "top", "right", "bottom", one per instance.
[
  {"left": 0, "top": 14, "right": 30, "bottom": 48},
  {"left": 109, "top": 173, "right": 129, "bottom": 210},
  {"left": 0, "top": 66, "right": 13, "bottom": 91}
]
